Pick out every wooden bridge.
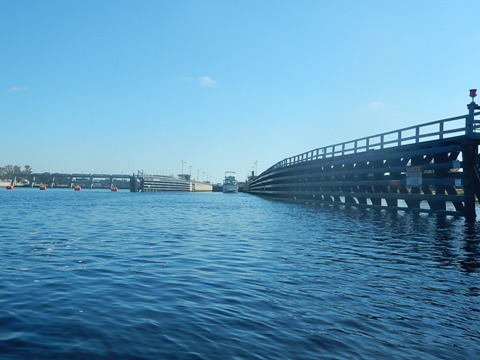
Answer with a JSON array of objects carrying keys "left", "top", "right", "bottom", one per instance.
[{"left": 247, "top": 90, "right": 480, "bottom": 220}]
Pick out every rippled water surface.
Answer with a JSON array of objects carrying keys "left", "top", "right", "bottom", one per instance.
[{"left": 1, "top": 189, "right": 479, "bottom": 359}]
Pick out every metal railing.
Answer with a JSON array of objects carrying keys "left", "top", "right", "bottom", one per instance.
[{"left": 266, "top": 111, "right": 480, "bottom": 172}]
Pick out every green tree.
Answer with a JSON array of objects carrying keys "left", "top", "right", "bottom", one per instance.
[
  {"left": 0, "top": 164, "right": 33, "bottom": 178},
  {"left": 1, "top": 165, "right": 14, "bottom": 177}
]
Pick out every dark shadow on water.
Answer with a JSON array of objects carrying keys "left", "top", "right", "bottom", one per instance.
[
  {"left": 267, "top": 198, "right": 480, "bottom": 274},
  {"left": 460, "top": 222, "right": 480, "bottom": 274}
]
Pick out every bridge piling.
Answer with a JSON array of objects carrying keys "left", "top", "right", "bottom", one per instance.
[{"left": 463, "top": 90, "right": 480, "bottom": 221}]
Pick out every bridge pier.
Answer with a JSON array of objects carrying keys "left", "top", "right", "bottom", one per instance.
[
  {"left": 462, "top": 139, "right": 478, "bottom": 222},
  {"left": 463, "top": 91, "right": 480, "bottom": 221}
]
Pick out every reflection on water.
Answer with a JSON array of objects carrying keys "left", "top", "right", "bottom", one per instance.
[
  {"left": 317, "top": 204, "right": 480, "bottom": 274},
  {"left": 460, "top": 222, "right": 480, "bottom": 274}
]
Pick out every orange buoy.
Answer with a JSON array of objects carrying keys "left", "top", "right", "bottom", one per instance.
[
  {"left": 6, "top": 185, "right": 14, "bottom": 190},
  {"left": 39, "top": 185, "right": 47, "bottom": 190}
]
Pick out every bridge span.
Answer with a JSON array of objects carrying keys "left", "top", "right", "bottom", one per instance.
[
  {"left": 9, "top": 172, "right": 213, "bottom": 192},
  {"left": 248, "top": 89, "right": 480, "bottom": 220},
  {"left": 10, "top": 173, "right": 132, "bottom": 189}
]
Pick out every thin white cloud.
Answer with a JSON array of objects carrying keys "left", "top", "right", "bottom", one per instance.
[
  {"left": 198, "top": 76, "right": 216, "bottom": 87},
  {"left": 368, "top": 101, "right": 386, "bottom": 109},
  {"left": 8, "top": 86, "right": 28, "bottom": 93}
]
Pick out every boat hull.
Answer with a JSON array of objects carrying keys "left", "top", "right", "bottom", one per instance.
[
  {"left": 222, "top": 184, "right": 238, "bottom": 193},
  {"left": 223, "top": 171, "right": 239, "bottom": 193}
]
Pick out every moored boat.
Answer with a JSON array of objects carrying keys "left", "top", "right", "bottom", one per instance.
[{"left": 223, "top": 171, "right": 239, "bottom": 193}]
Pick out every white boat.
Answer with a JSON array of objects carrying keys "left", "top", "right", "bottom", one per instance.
[{"left": 223, "top": 171, "right": 239, "bottom": 193}]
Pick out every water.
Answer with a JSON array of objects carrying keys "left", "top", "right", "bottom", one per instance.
[{"left": 1, "top": 189, "right": 479, "bottom": 359}]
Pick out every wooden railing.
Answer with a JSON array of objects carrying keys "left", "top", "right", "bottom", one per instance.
[{"left": 267, "top": 111, "right": 480, "bottom": 172}]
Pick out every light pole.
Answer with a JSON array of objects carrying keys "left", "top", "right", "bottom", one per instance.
[{"left": 181, "top": 160, "right": 186, "bottom": 175}]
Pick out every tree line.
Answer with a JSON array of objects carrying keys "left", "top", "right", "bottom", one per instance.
[{"left": 0, "top": 165, "right": 32, "bottom": 178}]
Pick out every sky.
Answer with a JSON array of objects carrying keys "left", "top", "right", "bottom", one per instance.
[{"left": 1, "top": 1, "right": 480, "bottom": 183}]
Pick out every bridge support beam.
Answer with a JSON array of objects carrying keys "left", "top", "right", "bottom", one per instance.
[
  {"left": 462, "top": 145, "right": 476, "bottom": 222},
  {"left": 463, "top": 94, "right": 480, "bottom": 221}
]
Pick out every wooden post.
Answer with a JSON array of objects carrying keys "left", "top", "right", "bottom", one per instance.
[
  {"left": 463, "top": 91, "right": 479, "bottom": 221},
  {"left": 462, "top": 140, "right": 477, "bottom": 221}
]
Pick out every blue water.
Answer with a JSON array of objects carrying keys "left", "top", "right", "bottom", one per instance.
[{"left": 1, "top": 189, "right": 479, "bottom": 359}]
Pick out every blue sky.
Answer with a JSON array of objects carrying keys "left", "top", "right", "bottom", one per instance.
[{"left": 2, "top": 1, "right": 479, "bottom": 183}]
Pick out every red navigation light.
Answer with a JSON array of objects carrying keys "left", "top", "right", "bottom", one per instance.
[{"left": 469, "top": 89, "right": 477, "bottom": 98}]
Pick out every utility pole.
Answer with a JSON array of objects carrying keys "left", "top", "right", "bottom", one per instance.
[{"left": 181, "top": 160, "right": 186, "bottom": 175}]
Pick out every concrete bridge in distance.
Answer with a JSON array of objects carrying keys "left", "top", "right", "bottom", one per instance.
[
  {"left": 247, "top": 89, "right": 480, "bottom": 221},
  {"left": 11, "top": 173, "right": 132, "bottom": 189},
  {"left": 10, "top": 172, "right": 214, "bottom": 192}
]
